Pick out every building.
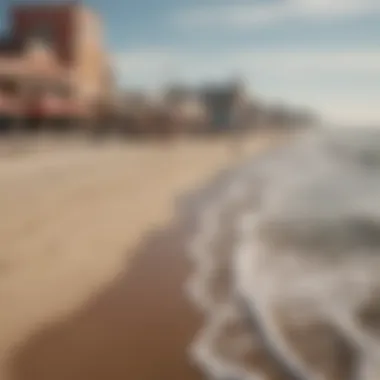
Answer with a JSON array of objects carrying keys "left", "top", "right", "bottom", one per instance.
[
  {"left": 199, "top": 80, "right": 248, "bottom": 132},
  {"left": 163, "top": 85, "right": 207, "bottom": 133},
  {"left": 0, "top": 1, "right": 114, "bottom": 129},
  {"left": 0, "top": 40, "right": 71, "bottom": 128}
]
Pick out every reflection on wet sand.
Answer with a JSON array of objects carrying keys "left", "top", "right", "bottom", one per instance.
[{"left": 9, "top": 216, "right": 202, "bottom": 380}]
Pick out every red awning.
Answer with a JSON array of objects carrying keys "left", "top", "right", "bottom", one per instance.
[
  {"left": 26, "top": 95, "right": 70, "bottom": 118},
  {"left": 26, "top": 96, "right": 92, "bottom": 119}
]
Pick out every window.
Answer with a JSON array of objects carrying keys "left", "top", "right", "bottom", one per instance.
[
  {"left": 29, "top": 24, "right": 53, "bottom": 47},
  {"left": 0, "top": 79, "right": 18, "bottom": 95}
]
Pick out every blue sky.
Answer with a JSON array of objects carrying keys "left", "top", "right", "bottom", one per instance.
[{"left": 1, "top": 0, "right": 380, "bottom": 125}]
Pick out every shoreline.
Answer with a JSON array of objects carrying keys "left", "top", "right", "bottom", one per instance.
[{"left": 0, "top": 132, "right": 290, "bottom": 379}]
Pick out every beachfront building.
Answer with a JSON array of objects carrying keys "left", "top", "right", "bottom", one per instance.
[
  {"left": 163, "top": 85, "right": 207, "bottom": 134},
  {"left": 199, "top": 80, "right": 249, "bottom": 132},
  {"left": 0, "top": 1, "right": 115, "bottom": 131}
]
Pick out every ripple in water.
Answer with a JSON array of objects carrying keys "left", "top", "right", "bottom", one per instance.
[{"left": 187, "top": 127, "right": 380, "bottom": 380}]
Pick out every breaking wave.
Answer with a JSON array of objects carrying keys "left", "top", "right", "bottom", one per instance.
[{"left": 186, "top": 127, "right": 380, "bottom": 380}]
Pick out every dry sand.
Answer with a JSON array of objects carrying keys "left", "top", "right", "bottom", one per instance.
[{"left": 0, "top": 133, "right": 281, "bottom": 379}]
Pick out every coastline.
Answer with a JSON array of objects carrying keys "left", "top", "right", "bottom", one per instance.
[{"left": 0, "top": 132, "right": 283, "bottom": 379}]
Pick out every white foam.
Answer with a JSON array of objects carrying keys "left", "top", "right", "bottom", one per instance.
[
  {"left": 186, "top": 176, "right": 262, "bottom": 380},
  {"left": 234, "top": 212, "right": 322, "bottom": 380},
  {"left": 185, "top": 178, "right": 246, "bottom": 313}
]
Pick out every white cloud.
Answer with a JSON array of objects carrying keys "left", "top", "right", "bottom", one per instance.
[{"left": 174, "top": 0, "right": 380, "bottom": 29}]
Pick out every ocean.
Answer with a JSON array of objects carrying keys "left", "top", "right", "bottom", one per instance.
[{"left": 186, "top": 127, "right": 380, "bottom": 380}]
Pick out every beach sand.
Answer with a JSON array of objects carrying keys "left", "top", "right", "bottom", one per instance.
[{"left": 0, "top": 133, "right": 281, "bottom": 379}]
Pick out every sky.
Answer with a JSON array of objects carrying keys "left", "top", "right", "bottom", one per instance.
[{"left": 0, "top": 0, "right": 379, "bottom": 125}]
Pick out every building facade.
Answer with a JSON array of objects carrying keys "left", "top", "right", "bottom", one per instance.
[
  {"left": 0, "top": 1, "right": 114, "bottom": 127},
  {"left": 11, "top": 2, "right": 112, "bottom": 100},
  {"left": 200, "top": 80, "right": 248, "bottom": 132},
  {"left": 163, "top": 85, "right": 207, "bottom": 133}
]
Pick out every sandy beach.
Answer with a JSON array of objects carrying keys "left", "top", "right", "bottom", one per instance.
[{"left": 0, "top": 133, "right": 280, "bottom": 379}]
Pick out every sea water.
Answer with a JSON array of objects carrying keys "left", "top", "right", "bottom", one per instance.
[{"left": 187, "top": 127, "right": 380, "bottom": 380}]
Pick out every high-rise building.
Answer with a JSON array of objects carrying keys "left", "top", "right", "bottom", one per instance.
[
  {"left": 8, "top": 1, "right": 113, "bottom": 101},
  {"left": 0, "top": 1, "right": 114, "bottom": 124}
]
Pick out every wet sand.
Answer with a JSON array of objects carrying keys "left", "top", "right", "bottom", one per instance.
[{"left": 9, "top": 211, "right": 202, "bottom": 380}]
